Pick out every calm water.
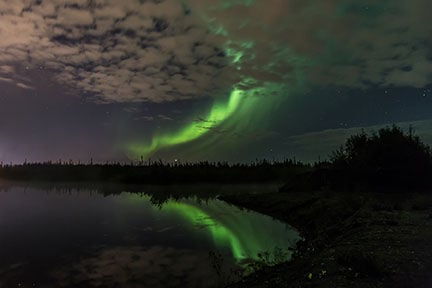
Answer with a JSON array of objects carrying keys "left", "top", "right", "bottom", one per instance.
[{"left": 0, "top": 185, "right": 300, "bottom": 288}]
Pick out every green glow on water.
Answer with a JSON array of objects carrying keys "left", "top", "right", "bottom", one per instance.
[
  {"left": 164, "top": 201, "right": 246, "bottom": 260},
  {"left": 163, "top": 200, "right": 299, "bottom": 263},
  {"left": 123, "top": 193, "right": 300, "bottom": 263}
]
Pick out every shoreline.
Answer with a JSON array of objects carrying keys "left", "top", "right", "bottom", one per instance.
[
  {"left": 1, "top": 180, "right": 431, "bottom": 287},
  {"left": 221, "top": 190, "right": 432, "bottom": 288}
]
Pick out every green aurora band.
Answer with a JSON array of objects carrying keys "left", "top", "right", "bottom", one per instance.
[
  {"left": 126, "top": 81, "right": 288, "bottom": 159},
  {"left": 127, "top": 88, "right": 244, "bottom": 158}
]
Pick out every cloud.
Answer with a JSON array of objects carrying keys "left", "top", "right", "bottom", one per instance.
[
  {"left": 0, "top": 76, "right": 14, "bottom": 84},
  {"left": 0, "top": 65, "right": 34, "bottom": 90},
  {"left": 188, "top": 0, "right": 432, "bottom": 89},
  {"left": 15, "top": 82, "right": 35, "bottom": 90},
  {"left": 0, "top": 0, "right": 234, "bottom": 103},
  {"left": 0, "top": 65, "right": 15, "bottom": 74},
  {"left": 0, "top": 0, "right": 430, "bottom": 103},
  {"left": 52, "top": 246, "right": 227, "bottom": 287}
]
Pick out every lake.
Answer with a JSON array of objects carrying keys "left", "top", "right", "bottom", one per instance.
[{"left": 0, "top": 184, "right": 300, "bottom": 287}]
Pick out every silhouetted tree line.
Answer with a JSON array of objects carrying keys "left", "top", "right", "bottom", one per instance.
[
  {"left": 3, "top": 125, "right": 429, "bottom": 190},
  {"left": 0, "top": 159, "right": 309, "bottom": 184},
  {"left": 282, "top": 125, "right": 432, "bottom": 192}
]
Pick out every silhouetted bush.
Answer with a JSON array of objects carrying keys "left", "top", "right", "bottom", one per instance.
[
  {"left": 279, "top": 125, "right": 432, "bottom": 193},
  {"left": 329, "top": 125, "right": 432, "bottom": 191}
]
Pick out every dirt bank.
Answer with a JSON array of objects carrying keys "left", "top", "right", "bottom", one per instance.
[{"left": 221, "top": 190, "right": 432, "bottom": 288}]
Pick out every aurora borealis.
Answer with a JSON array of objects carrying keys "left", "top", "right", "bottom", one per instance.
[
  {"left": 0, "top": 0, "right": 431, "bottom": 163},
  {"left": 126, "top": 0, "right": 304, "bottom": 159},
  {"left": 127, "top": 88, "right": 244, "bottom": 158}
]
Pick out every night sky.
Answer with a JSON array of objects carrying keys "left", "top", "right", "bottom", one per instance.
[{"left": 0, "top": 0, "right": 431, "bottom": 163}]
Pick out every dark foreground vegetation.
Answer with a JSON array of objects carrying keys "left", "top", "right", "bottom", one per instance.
[
  {"left": 283, "top": 125, "right": 432, "bottom": 192},
  {"left": 224, "top": 189, "right": 432, "bottom": 288},
  {"left": 224, "top": 126, "right": 432, "bottom": 288}
]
